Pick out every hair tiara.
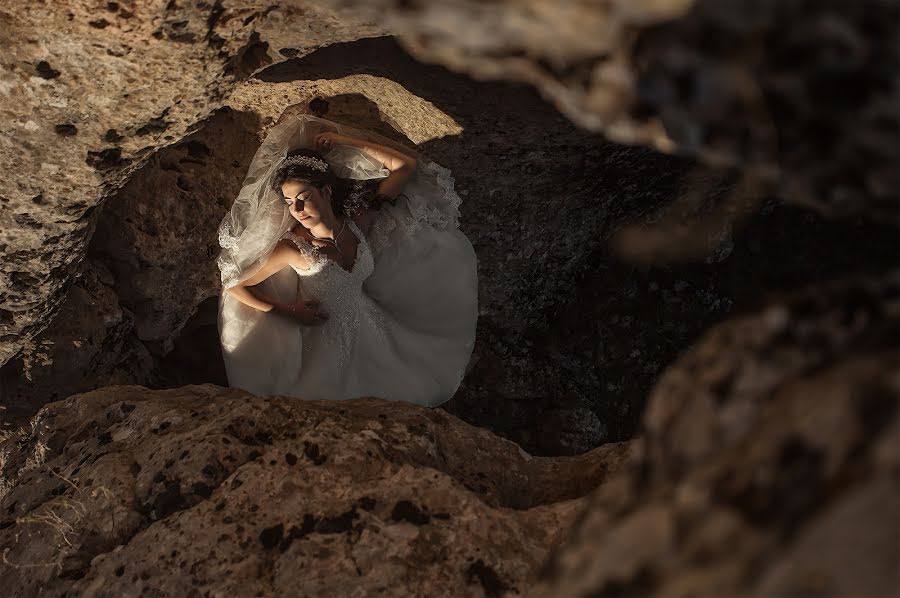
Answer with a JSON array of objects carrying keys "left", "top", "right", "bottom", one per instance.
[{"left": 280, "top": 154, "right": 330, "bottom": 174}]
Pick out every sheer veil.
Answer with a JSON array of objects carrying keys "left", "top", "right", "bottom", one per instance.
[
  {"left": 217, "top": 115, "right": 392, "bottom": 291},
  {"left": 215, "top": 114, "right": 466, "bottom": 393}
]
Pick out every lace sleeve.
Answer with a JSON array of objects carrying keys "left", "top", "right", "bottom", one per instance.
[
  {"left": 281, "top": 231, "right": 327, "bottom": 273},
  {"left": 364, "top": 158, "right": 463, "bottom": 257}
]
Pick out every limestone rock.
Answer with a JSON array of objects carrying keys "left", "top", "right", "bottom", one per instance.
[
  {"left": 532, "top": 274, "right": 900, "bottom": 596},
  {"left": 317, "top": 0, "right": 900, "bottom": 220},
  {"left": 0, "top": 385, "right": 633, "bottom": 596},
  {"left": 0, "top": 0, "right": 386, "bottom": 366},
  {"left": 3, "top": 36, "right": 692, "bottom": 456}
]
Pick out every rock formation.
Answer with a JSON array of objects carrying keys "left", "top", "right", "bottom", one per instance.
[
  {"left": 1, "top": 274, "right": 895, "bottom": 596},
  {"left": 1, "top": 1, "right": 898, "bottom": 594},
  {"left": 2, "top": 29, "right": 695, "bottom": 453},
  {"left": 532, "top": 275, "right": 900, "bottom": 596},
  {"left": 0, "top": 385, "right": 632, "bottom": 596},
  {"left": 4, "top": 24, "right": 896, "bottom": 455},
  {"left": 317, "top": 0, "right": 900, "bottom": 221},
  {"left": 1, "top": 0, "right": 386, "bottom": 367}
]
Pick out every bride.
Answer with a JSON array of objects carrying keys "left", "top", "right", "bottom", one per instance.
[{"left": 216, "top": 114, "right": 478, "bottom": 407}]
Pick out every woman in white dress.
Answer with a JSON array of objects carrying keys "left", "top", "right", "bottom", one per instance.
[{"left": 216, "top": 115, "right": 478, "bottom": 407}]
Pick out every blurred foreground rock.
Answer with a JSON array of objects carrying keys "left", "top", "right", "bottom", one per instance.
[
  {"left": 0, "top": 386, "right": 632, "bottom": 596},
  {"left": 320, "top": 0, "right": 900, "bottom": 221},
  {"left": 532, "top": 274, "right": 900, "bottom": 596}
]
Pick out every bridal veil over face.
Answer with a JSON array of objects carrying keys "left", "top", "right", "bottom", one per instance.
[{"left": 216, "top": 114, "right": 478, "bottom": 405}]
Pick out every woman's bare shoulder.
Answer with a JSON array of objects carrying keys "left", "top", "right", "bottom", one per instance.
[{"left": 275, "top": 238, "right": 313, "bottom": 269}]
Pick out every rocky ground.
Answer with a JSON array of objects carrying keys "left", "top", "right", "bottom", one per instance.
[
  {"left": 0, "top": 385, "right": 632, "bottom": 596},
  {"left": 1, "top": 275, "right": 895, "bottom": 596},
  {"left": 1, "top": 1, "right": 897, "bottom": 595}
]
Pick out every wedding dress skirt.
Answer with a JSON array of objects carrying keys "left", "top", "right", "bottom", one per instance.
[{"left": 217, "top": 160, "right": 479, "bottom": 408}]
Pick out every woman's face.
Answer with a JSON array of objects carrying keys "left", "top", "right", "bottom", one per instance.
[{"left": 281, "top": 180, "right": 332, "bottom": 228}]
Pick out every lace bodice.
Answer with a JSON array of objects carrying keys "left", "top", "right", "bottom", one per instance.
[
  {"left": 281, "top": 220, "right": 383, "bottom": 368},
  {"left": 282, "top": 219, "right": 374, "bottom": 300}
]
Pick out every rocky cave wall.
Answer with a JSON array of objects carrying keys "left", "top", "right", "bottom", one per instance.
[
  {"left": 0, "top": 0, "right": 388, "bottom": 367},
  {"left": 3, "top": 30, "right": 898, "bottom": 455},
  {"left": 2, "top": 29, "right": 697, "bottom": 453},
  {"left": 2, "top": 2, "right": 898, "bottom": 454},
  {"left": 0, "top": 0, "right": 897, "bottom": 595}
]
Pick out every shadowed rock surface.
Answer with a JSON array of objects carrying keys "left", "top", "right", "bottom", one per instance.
[
  {"left": 4, "top": 35, "right": 897, "bottom": 457},
  {"left": 0, "top": 2, "right": 897, "bottom": 594},
  {"left": 0, "top": 385, "right": 632, "bottom": 596},
  {"left": 317, "top": 0, "right": 900, "bottom": 221},
  {"left": 532, "top": 275, "right": 900, "bottom": 597},
  {"left": 1, "top": 0, "right": 386, "bottom": 366}
]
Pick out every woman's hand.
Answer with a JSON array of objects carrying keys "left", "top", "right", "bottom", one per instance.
[
  {"left": 281, "top": 299, "right": 329, "bottom": 325},
  {"left": 314, "top": 132, "right": 347, "bottom": 153}
]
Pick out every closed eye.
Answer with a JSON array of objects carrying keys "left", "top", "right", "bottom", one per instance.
[{"left": 284, "top": 196, "right": 304, "bottom": 205}]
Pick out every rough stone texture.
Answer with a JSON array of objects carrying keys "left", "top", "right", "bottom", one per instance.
[
  {"left": 6, "top": 0, "right": 898, "bottom": 378},
  {"left": 2, "top": 0, "right": 898, "bottom": 456},
  {"left": 0, "top": 258, "right": 153, "bottom": 430},
  {"left": 2, "top": 36, "right": 695, "bottom": 455},
  {"left": 4, "top": 35, "right": 898, "bottom": 458},
  {"left": 0, "top": 0, "right": 387, "bottom": 366},
  {"left": 532, "top": 274, "right": 900, "bottom": 596},
  {"left": 87, "top": 109, "right": 263, "bottom": 357},
  {"left": 0, "top": 2, "right": 897, "bottom": 594},
  {"left": 318, "top": 0, "right": 900, "bottom": 221},
  {"left": 2, "top": 275, "right": 896, "bottom": 596},
  {"left": 0, "top": 385, "right": 633, "bottom": 596}
]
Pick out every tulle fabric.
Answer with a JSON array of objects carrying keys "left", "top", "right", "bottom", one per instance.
[
  {"left": 281, "top": 220, "right": 478, "bottom": 406},
  {"left": 216, "top": 114, "right": 478, "bottom": 406},
  {"left": 216, "top": 115, "right": 391, "bottom": 292}
]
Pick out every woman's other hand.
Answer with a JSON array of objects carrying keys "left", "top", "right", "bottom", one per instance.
[{"left": 314, "top": 132, "right": 344, "bottom": 153}]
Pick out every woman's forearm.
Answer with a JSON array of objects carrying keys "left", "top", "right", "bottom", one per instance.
[
  {"left": 336, "top": 134, "right": 416, "bottom": 172},
  {"left": 226, "top": 286, "right": 289, "bottom": 315}
]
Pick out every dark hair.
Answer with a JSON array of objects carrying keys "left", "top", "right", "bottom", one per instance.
[{"left": 270, "top": 148, "right": 379, "bottom": 218}]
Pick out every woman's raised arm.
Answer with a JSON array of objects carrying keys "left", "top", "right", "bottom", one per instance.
[{"left": 315, "top": 132, "right": 417, "bottom": 203}]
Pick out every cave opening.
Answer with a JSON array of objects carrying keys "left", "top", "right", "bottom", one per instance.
[{"left": 2, "top": 36, "right": 897, "bottom": 458}]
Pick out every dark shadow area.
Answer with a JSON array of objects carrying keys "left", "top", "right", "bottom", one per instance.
[
  {"left": 258, "top": 36, "right": 900, "bottom": 453},
  {"left": 258, "top": 36, "right": 692, "bottom": 455},
  {"left": 3, "top": 36, "right": 895, "bottom": 457},
  {"left": 0, "top": 109, "right": 262, "bottom": 437},
  {"left": 156, "top": 295, "right": 228, "bottom": 387},
  {"left": 546, "top": 199, "right": 900, "bottom": 443}
]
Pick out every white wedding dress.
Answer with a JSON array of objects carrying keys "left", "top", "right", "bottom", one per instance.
[{"left": 218, "top": 154, "right": 479, "bottom": 408}]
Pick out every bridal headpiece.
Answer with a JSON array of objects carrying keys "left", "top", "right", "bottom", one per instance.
[
  {"left": 280, "top": 154, "right": 330, "bottom": 174},
  {"left": 216, "top": 115, "right": 393, "bottom": 291},
  {"left": 217, "top": 113, "right": 457, "bottom": 295}
]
